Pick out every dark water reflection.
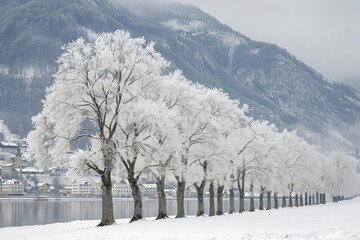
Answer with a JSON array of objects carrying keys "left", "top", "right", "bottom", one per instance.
[{"left": 0, "top": 197, "right": 270, "bottom": 228}]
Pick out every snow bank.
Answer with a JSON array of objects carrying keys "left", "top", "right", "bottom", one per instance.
[{"left": 1, "top": 197, "right": 360, "bottom": 240}]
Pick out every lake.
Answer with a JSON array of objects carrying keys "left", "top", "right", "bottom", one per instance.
[{"left": 0, "top": 197, "right": 272, "bottom": 228}]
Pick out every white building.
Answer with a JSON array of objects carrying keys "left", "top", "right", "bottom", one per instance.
[
  {"left": 16, "top": 167, "right": 44, "bottom": 176},
  {"left": 71, "top": 180, "right": 101, "bottom": 196},
  {"left": 1, "top": 179, "right": 24, "bottom": 195},
  {"left": 0, "top": 152, "right": 16, "bottom": 171},
  {"left": 48, "top": 166, "right": 68, "bottom": 176},
  {"left": 59, "top": 186, "right": 72, "bottom": 196},
  {"left": 113, "top": 179, "right": 132, "bottom": 197},
  {"left": 164, "top": 186, "right": 196, "bottom": 198},
  {"left": 0, "top": 141, "right": 18, "bottom": 154},
  {"left": 0, "top": 152, "right": 16, "bottom": 162},
  {"left": 1, "top": 163, "right": 15, "bottom": 176},
  {"left": 142, "top": 183, "right": 157, "bottom": 197},
  {"left": 0, "top": 151, "right": 21, "bottom": 171},
  {"left": 112, "top": 181, "right": 158, "bottom": 197}
]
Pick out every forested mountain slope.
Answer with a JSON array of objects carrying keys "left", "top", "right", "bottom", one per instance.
[{"left": 1, "top": 0, "right": 359, "bottom": 151}]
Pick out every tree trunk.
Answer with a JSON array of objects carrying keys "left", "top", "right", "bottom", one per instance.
[
  {"left": 239, "top": 189, "right": 245, "bottom": 213},
  {"left": 249, "top": 195, "right": 255, "bottom": 212},
  {"left": 274, "top": 192, "right": 278, "bottom": 209},
  {"left": 295, "top": 193, "right": 299, "bottom": 207},
  {"left": 229, "top": 187, "right": 235, "bottom": 214},
  {"left": 216, "top": 184, "right": 224, "bottom": 215},
  {"left": 259, "top": 186, "right": 265, "bottom": 210},
  {"left": 300, "top": 193, "right": 304, "bottom": 206},
  {"left": 176, "top": 180, "right": 186, "bottom": 218},
  {"left": 259, "top": 193, "right": 264, "bottom": 210},
  {"left": 156, "top": 175, "right": 167, "bottom": 220},
  {"left": 312, "top": 195, "right": 315, "bottom": 205},
  {"left": 320, "top": 193, "right": 323, "bottom": 204},
  {"left": 209, "top": 182, "right": 215, "bottom": 216},
  {"left": 237, "top": 172, "right": 245, "bottom": 213},
  {"left": 316, "top": 192, "right": 319, "bottom": 205},
  {"left": 308, "top": 194, "right": 312, "bottom": 205},
  {"left": 288, "top": 192, "right": 293, "bottom": 207},
  {"left": 266, "top": 191, "right": 271, "bottom": 210},
  {"left": 249, "top": 190, "right": 255, "bottom": 212},
  {"left": 129, "top": 175, "right": 143, "bottom": 222},
  {"left": 282, "top": 195, "right": 287, "bottom": 208},
  {"left": 321, "top": 193, "right": 326, "bottom": 204},
  {"left": 98, "top": 170, "right": 115, "bottom": 226},
  {"left": 194, "top": 180, "right": 206, "bottom": 216},
  {"left": 305, "top": 192, "right": 308, "bottom": 205}
]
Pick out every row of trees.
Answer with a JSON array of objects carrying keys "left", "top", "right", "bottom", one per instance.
[{"left": 27, "top": 30, "right": 360, "bottom": 226}]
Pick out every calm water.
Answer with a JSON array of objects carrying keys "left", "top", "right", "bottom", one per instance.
[{"left": 0, "top": 197, "right": 274, "bottom": 228}]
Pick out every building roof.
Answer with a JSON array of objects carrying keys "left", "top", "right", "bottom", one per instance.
[
  {"left": 37, "top": 182, "right": 51, "bottom": 187},
  {"left": 71, "top": 180, "right": 98, "bottom": 186},
  {"left": 142, "top": 184, "right": 157, "bottom": 188},
  {"left": 0, "top": 152, "right": 16, "bottom": 160},
  {"left": 3, "top": 179, "right": 22, "bottom": 185},
  {"left": 0, "top": 141, "right": 18, "bottom": 148},
  {"left": 1, "top": 163, "right": 14, "bottom": 167},
  {"left": 15, "top": 167, "right": 44, "bottom": 174},
  {"left": 119, "top": 179, "right": 129, "bottom": 185}
]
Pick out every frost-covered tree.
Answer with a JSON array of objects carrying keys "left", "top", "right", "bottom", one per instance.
[
  {"left": 228, "top": 120, "right": 275, "bottom": 213},
  {"left": 277, "top": 131, "right": 315, "bottom": 207},
  {"left": 228, "top": 126, "right": 255, "bottom": 213},
  {"left": 250, "top": 124, "right": 282, "bottom": 211},
  {"left": 187, "top": 89, "right": 245, "bottom": 217},
  {"left": 326, "top": 151, "right": 359, "bottom": 201},
  {"left": 116, "top": 98, "right": 175, "bottom": 222},
  {"left": 171, "top": 85, "right": 223, "bottom": 218},
  {"left": 27, "top": 30, "right": 170, "bottom": 226},
  {"left": 146, "top": 71, "right": 193, "bottom": 220},
  {"left": 145, "top": 116, "right": 179, "bottom": 220},
  {"left": 122, "top": 71, "right": 193, "bottom": 221}
]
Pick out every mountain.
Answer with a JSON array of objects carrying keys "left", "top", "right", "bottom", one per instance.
[
  {"left": 1, "top": 0, "right": 360, "bottom": 151},
  {"left": 343, "top": 78, "right": 360, "bottom": 92}
]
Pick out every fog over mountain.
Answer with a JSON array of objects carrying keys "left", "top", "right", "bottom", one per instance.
[
  {"left": 155, "top": 0, "right": 360, "bottom": 83},
  {"left": 0, "top": 0, "right": 359, "bottom": 152}
]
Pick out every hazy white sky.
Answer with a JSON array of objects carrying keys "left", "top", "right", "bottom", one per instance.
[{"left": 160, "top": 0, "right": 360, "bottom": 82}]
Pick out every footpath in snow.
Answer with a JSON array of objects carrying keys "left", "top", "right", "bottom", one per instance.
[{"left": 1, "top": 197, "right": 360, "bottom": 240}]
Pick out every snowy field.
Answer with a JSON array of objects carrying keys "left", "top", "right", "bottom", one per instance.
[{"left": 2, "top": 197, "right": 360, "bottom": 240}]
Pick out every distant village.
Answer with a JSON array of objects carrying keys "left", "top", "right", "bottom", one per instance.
[{"left": 0, "top": 140, "right": 199, "bottom": 198}]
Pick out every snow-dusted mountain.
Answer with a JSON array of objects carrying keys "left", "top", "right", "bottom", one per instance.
[
  {"left": 1, "top": 0, "right": 360, "bottom": 151},
  {"left": 343, "top": 78, "right": 360, "bottom": 92}
]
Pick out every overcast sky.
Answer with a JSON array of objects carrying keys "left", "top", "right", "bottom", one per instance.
[{"left": 159, "top": 0, "right": 360, "bottom": 82}]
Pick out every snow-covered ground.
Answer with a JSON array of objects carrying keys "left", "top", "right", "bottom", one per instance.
[{"left": 2, "top": 197, "right": 360, "bottom": 240}]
